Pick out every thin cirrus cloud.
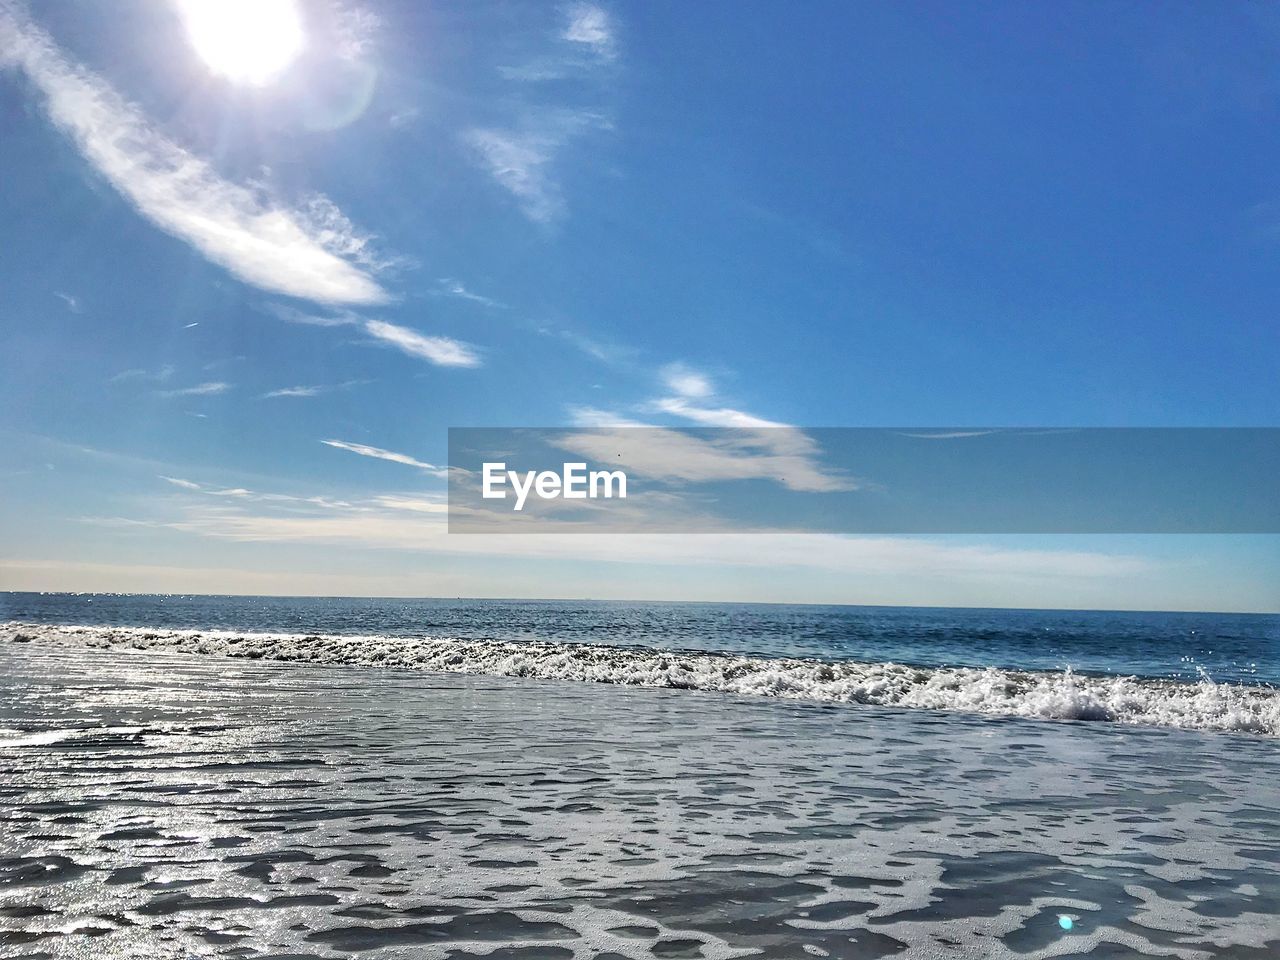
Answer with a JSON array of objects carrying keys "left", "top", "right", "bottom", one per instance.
[
  {"left": 565, "top": 407, "right": 852, "bottom": 494},
  {"left": 159, "top": 381, "right": 231, "bottom": 398},
  {"left": 262, "top": 386, "right": 322, "bottom": 399},
  {"left": 54, "top": 290, "right": 81, "bottom": 313},
  {"left": 466, "top": 6, "right": 616, "bottom": 223},
  {"left": 435, "top": 278, "right": 504, "bottom": 308},
  {"left": 109, "top": 365, "right": 175, "bottom": 384},
  {"left": 464, "top": 127, "right": 565, "bottom": 225},
  {"left": 0, "top": 5, "right": 387, "bottom": 306},
  {"left": 139, "top": 488, "right": 1153, "bottom": 590},
  {"left": 660, "top": 362, "right": 715, "bottom": 400},
  {"left": 275, "top": 308, "right": 481, "bottom": 368},
  {"left": 363, "top": 319, "right": 481, "bottom": 367},
  {"left": 464, "top": 112, "right": 611, "bottom": 224},
  {"left": 563, "top": 3, "right": 615, "bottom": 61},
  {"left": 498, "top": 4, "right": 617, "bottom": 81},
  {"left": 557, "top": 361, "right": 852, "bottom": 493},
  {"left": 262, "top": 378, "right": 368, "bottom": 399},
  {"left": 158, "top": 475, "right": 352, "bottom": 508},
  {"left": 321, "top": 439, "right": 449, "bottom": 478}
]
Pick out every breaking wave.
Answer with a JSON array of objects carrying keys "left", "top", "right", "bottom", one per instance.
[{"left": 5, "top": 621, "right": 1279, "bottom": 736}]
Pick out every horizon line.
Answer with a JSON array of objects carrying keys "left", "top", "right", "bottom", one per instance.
[{"left": 2, "top": 589, "right": 1276, "bottom": 618}]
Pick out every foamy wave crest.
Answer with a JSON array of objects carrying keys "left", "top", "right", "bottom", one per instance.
[{"left": 6, "top": 622, "right": 1279, "bottom": 736}]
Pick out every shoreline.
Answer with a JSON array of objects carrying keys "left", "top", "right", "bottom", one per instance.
[{"left": 6, "top": 620, "right": 1279, "bottom": 738}]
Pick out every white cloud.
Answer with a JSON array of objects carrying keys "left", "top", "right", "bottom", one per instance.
[
  {"left": 274, "top": 307, "right": 355, "bottom": 328},
  {"left": 159, "top": 474, "right": 352, "bottom": 508},
  {"left": 896, "top": 430, "right": 1002, "bottom": 440},
  {"left": 141, "top": 490, "right": 1153, "bottom": 587},
  {"left": 653, "top": 396, "right": 788, "bottom": 430},
  {"left": 388, "top": 106, "right": 420, "bottom": 129},
  {"left": 562, "top": 364, "right": 850, "bottom": 493},
  {"left": 562, "top": 409, "right": 853, "bottom": 494},
  {"left": 435, "top": 278, "right": 503, "bottom": 308},
  {"left": 467, "top": 3, "right": 617, "bottom": 222},
  {"left": 660, "top": 362, "right": 714, "bottom": 399},
  {"left": 464, "top": 103, "right": 610, "bottom": 224},
  {"left": 262, "top": 386, "right": 322, "bottom": 399},
  {"left": 544, "top": 327, "right": 632, "bottom": 365},
  {"left": 261, "top": 379, "right": 366, "bottom": 399},
  {"left": 109, "top": 364, "right": 175, "bottom": 384},
  {"left": 362, "top": 318, "right": 481, "bottom": 367},
  {"left": 332, "top": 3, "right": 382, "bottom": 61},
  {"left": 160, "top": 381, "right": 231, "bottom": 397},
  {"left": 272, "top": 308, "right": 481, "bottom": 368},
  {"left": 372, "top": 495, "right": 449, "bottom": 514},
  {"left": 54, "top": 290, "right": 80, "bottom": 312},
  {"left": 563, "top": 4, "right": 615, "bottom": 60},
  {"left": 321, "top": 439, "right": 448, "bottom": 476},
  {"left": 463, "top": 128, "right": 565, "bottom": 224},
  {"left": 0, "top": 6, "right": 388, "bottom": 305}
]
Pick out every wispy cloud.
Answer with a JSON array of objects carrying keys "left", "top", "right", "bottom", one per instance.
[
  {"left": 331, "top": 2, "right": 382, "bottom": 61},
  {"left": 0, "top": 6, "right": 388, "bottom": 305},
  {"left": 388, "top": 106, "right": 420, "bottom": 130},
  {"left": 159, "top": 475, "right": 351, "bottom": 508},
  {"left": 560, "top": 360, "right": 850, "bottom": 492},
  {"left": 895, "top": 430, "right": 1002, "bottom": 440},
  {"left": 563, "top": 4, "right": 615, "bottom": 61},
  {"left": 160, "top": 381, "right": 231, "bottom": 398},
  {"left": 660, "top": 362, "right": 714, "bottom": 399},
  {"left": 464, "top": 112, "right": 612, "bottom": 224},
  {"left": 136, "top": 488, "right": 1154, "bottom": 588},
  {"left": 564, "top": 408, "right": 852, "bottom": 493},
  {"left": 321, "top": 439, "right": 448, "bottom": 477},
  {"left": 109, "top": 364, "right": 175, "bottom": 384},
  {"left": 372, "top": 495, "right": 449, "bottom": 514},
  {"left": 261, "top": 378, "right": 368, "bottom": 399},
  {"left": 434, "top": 278, "right": 503, "bottom": 308},
  {"left": 466, "top": 3, "right": 618, "bottom": 223},
  {"left": 653, "top": 396, "right": 788, "bottom": 430},
  {"left": 363, "top": 319, "right": 481, "bottom": 367},
  {"left": 272, "top": 307, "right": 481, "bottom": 368},
  {"left": 54, "top": 290, "right": 80, "bottom": 312},
  {"left": 273, "top": 306, "right": 355, "bottom": 328},
  {"left": 464, "top": 127, "right": 566, "bottom": 224},
  {"left": 541, "top": 326, "right": 633, "bottom": 366},
  {"left": 501, "top": 4, "right": 617, "bottom": 80},
  {"left": 262, "top": 386, "right": 322, "bottom": 399}
]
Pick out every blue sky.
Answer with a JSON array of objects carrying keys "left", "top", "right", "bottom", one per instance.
[{"left": 1, "top": 0, "right": 1277, "bottom": 610}]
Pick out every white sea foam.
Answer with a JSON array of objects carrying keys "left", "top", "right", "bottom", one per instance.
[{"left": 5, "top": 621, "right": 1279, "bottom": 736}]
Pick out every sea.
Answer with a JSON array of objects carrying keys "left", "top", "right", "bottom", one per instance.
[{"left": 2, "top": 593, "right": 1279, "bottom": 958}]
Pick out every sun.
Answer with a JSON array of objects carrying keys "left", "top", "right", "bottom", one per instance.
[{"left": 177, "top": 0, "right": 305, "bottom": 86}]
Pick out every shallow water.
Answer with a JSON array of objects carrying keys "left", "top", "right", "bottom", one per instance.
[{"left": 2, "top": 641, "right": 1278, "bottom": 959}]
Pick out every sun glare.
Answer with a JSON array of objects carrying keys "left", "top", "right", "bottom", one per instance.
[{"left": 177, "top": 0, "right": 305, "bottom": 86}]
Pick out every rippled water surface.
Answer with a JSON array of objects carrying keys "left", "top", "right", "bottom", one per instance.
[{"left": 2, "top": 641, "right": 1279, "bottom": 959}]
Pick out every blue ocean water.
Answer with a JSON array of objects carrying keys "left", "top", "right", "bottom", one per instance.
[{"left": 2, "top": 591, "right": 1276, "bottom": 686}]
